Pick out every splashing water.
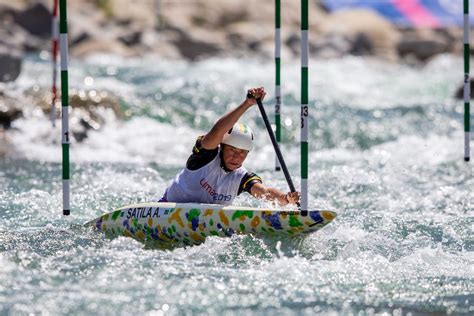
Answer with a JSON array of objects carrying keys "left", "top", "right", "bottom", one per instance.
[{"left": 0, "top": 54, "right": 473, "bottom": 315}]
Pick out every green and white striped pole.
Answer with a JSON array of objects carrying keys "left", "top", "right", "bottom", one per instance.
[
  {"left": 464, "top": 0, "right": 471, "bottom": 162},
  {"left": 275, "top": 0, "right": 282, "bottom": 171},
  {"left": 59, "top": 0, "right": 70, "bottom": 215},
  {"left": 301, "top": 0, "right": 309, "bottom": 216}
]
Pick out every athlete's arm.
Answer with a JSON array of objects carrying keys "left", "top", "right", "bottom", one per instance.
[
  {"left": 250, "top": 182, "right": 300, "bottom": 206},
  {"left": 201, "top": 87, "right": 266, "bottom": 150},
  {"left": 186, "top": 136, "right": 218, "bottom": 170}
]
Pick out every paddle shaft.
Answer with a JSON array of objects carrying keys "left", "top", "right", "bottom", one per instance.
[{"left": 254, "top": 97, "right": 296, "bottom": 193}]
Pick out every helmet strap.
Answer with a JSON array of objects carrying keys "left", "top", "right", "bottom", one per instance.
[{"left": 219, "top": 145, "right": 232, "bottom": 173}]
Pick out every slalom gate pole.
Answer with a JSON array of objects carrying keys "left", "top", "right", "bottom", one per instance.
[
  {"left": 275, "top": 0, "right": 282, "bottom": 171},
  {"left": 51, "top": 0, "right": 59, "bottom": 127},
  {"left": 59, "top": 0, "right": 70, "bottom": 215},
  {"left": 300, "top": 0, "right": 309, "bottom": 216},
  {"left": 255, "top": 98, "right": 297, "bottom": 197},
  {"left": 464, "top": 0, "right": 471, "bottom": 162}
]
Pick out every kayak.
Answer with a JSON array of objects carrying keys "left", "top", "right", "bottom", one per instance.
[{"left": 84, "top": 202, "right": 337, "bottom": 249}]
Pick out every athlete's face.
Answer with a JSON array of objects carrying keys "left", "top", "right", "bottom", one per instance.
[{"left": 222, "top": 144, "right": 249, "bottom": 170}]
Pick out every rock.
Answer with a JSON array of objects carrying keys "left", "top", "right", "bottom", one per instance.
[
  {"left": 71, "top": 38, "right": 136, "bottom": 58},
  {"left": 218, "top": 9, "right": 249, "bottom": 28},
  {"left": 433, "top": 27, "right": 463, "bottom": 54},
  {"left": 28, "top": 88, "right": 123, "bottom": 142},
  {"left": 0, "top": 48, "right": 22, "bottom": 82},
  {"left": 0, "top": 0, "right": 467, "bottom": 62},
  {"left": 14, "top": 3, "right": 51, "bottom": 38},
  {"left": 69, "top": 90, "right": 122, "bottom": 117},
  {"left": 0, "top": 107, "right": 22, "bottom": 129},
  {"left": 69, "top": 90, "right": 123, "bottom": 142},
  {"left": 0, "top": 87, "right": 21, "bottom": 157},
  {"left": 318, "top": 9, "right": 401, "bottom": 61},
  {"left": 163, "top": 27, "right": 222, "bottom": 61},
  {"left": 118, "top": 31, "right": 142, "bottom": 47},
  {"left": 70, "top": 32, "right": 91, "bottom": 48},
  {"left": 285, "top": 33, "right": 300, "bottom": 57},
  {"left": 312, "top": 33, "right": 352, "bottom": 59},
  {"left": 0, "top": 1, "right": 26, "bottom": 12},
  {"left": 107, "top": 0, "right": 156, "bottom": 28},
  {"left": 0, "top": 5, "right": 47, "bottom": 53},
  {"left": 397, "top": 38, "right": 447, "bottom": 61},
  {"left": 142, "top": 31, "right": 182, "bottom": 59},
  {"left": 226, "top": 22, "right": 273, "bottom": 52},
  {"left": 454, "top": 78, "right": 474, "bottom": 100},
  {"left": 0, "top": 3, "right": 17, "bottom": 22},
  {"left": 397, "top": 28, "right": 452, "bottom": 61},
  {"left": 66, "top": 1, "right": 156, "bottom": 58},
  {"left": 0, "top": 127, "right": 13, "bottom": 158},
  {"left": 350, "top": 32, "right": 374, "bottom": 56},
  {"left": 173, "top": 36, "right": 222, "bottom": 61},
  {"left": 0, "top": 91, "right": 22, "bottom": 128}
]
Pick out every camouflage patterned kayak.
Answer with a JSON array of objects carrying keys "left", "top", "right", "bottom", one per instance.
[{"left": 84, "top": 202, "right": 337, "bottom": 249}]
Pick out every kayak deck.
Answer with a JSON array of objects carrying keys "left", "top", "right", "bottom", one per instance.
[{"left": 84, "top": 202, "right": 337, "bottom": 249}]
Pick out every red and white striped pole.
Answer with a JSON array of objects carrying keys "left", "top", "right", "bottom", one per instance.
[{"left": 51, "top": 0, "right": 59, "bottom": 127}]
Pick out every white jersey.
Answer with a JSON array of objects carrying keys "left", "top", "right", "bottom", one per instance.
[{"left": 163, "top": 154, "right": 248, "bottom": 205}]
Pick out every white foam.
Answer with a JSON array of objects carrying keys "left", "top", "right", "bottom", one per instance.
[{"left": 9, "top": 114, "right": 203, "bottom": 165}]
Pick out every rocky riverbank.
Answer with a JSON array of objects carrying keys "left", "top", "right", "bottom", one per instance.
[
  {"left": 0, "top": 0, "right": 469, "bottom": 74},
  {"left": 0, "top": 0, "right": 471, "bottom": 156}
]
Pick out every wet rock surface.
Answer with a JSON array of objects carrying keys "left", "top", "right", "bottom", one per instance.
[
  {"left": 0, "top": 0, "right": 468, "bottom": 69},
  {"left": 0, "top": 49, "right": 22, "bottom": 82}
]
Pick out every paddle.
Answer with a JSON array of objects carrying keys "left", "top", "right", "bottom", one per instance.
[{"left": 251, "top": 94, "right": 302, "bottom": 210}]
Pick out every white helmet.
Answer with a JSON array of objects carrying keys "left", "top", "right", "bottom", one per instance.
[{"left": 221, "top": 122, "right": 254, "bottom": 151}]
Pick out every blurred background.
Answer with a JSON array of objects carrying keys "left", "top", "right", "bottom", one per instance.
[
  {"left": 0, "top": 0, "right": 472, "bottom": 151},
  {"left": 0, "top": 0, "right": 471, "bottom": 64}
]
